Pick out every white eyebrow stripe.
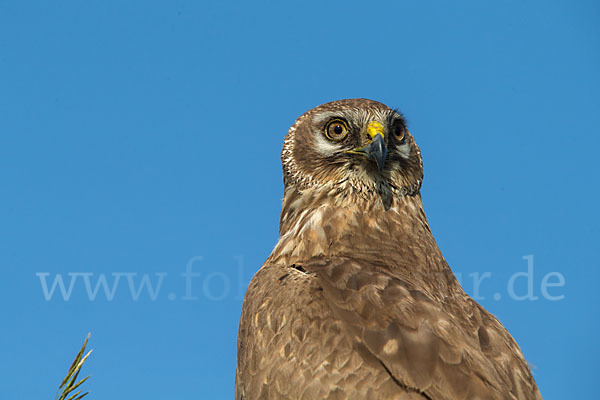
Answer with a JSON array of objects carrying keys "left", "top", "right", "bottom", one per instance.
[{"left": 311, "top": 111, "right": 339, "bottom": 126}]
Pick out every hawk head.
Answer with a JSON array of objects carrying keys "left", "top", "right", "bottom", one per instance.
[{"left": 282, "top": 99, "right": 424, "bottom": 202}]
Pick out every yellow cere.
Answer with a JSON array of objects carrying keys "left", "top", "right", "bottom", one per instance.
[{"left": 366, "top": 121, "right": 385, "bottom": 139}]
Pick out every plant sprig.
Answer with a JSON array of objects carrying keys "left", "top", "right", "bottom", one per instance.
[{"left": 55, "top": 333, "right": 92, "bottom": 400}]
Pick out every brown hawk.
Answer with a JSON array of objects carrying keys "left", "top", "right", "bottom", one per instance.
[{"left": 235, "top": 99, "right": 542, "bottom": 400}]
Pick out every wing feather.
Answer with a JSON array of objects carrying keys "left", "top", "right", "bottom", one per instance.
[
  {"left": 300, "top": 257, "right": 541, "bottom": 400},
  {"left": 236, "top": 257, "right": 541, "bottom": 400}
]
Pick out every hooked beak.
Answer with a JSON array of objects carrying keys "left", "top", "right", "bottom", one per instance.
[
  {"left": 347, "top": 121, "right": 388, "bottom": 171},
  {"left": 363, "top": 133, "right": 387, "bottom": 171}
]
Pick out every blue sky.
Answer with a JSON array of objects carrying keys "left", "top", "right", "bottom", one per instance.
[{"left": 1, "top": 1, "right": 598, "bottom": 398}]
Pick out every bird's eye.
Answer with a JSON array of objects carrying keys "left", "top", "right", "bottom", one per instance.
[
  {"left": 393, "top": 123, "right": 405, "bottom": 141},
  {"left": 325, "top": 119, "right": 349, "bottom": 141}
]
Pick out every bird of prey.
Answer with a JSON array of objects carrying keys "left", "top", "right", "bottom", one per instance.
[{"left": 236, "top": 99, "right": 542, "bottom": 400}]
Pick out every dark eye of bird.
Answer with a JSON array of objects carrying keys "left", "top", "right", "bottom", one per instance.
[
  {"left": 393, "top": 123, "right": 405, "bottom": 141},
  {"left": 325, "top": 119, "right": 349, "bottom": 141}
]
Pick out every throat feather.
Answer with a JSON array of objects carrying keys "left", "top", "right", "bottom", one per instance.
[{"left": 269, "top": 188, "right": 432, "bottom": 267}]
